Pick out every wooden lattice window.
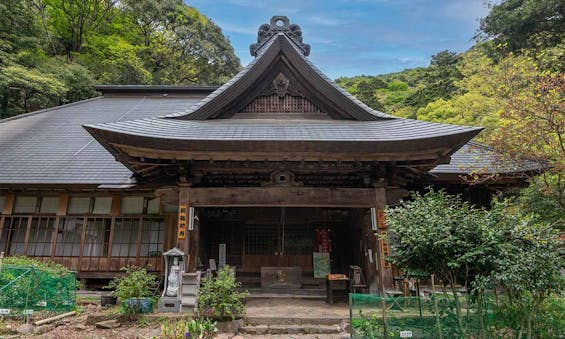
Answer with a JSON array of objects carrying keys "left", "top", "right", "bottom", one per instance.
[
  {"left": 82, "top": 217, "right": 111, "bottom": 257},
  {"left": 55, "top": 217, "right": 85, "bottom": 256},
  {"left": 112, "top": 217, "right": 140, "bottom": 257},
  {"left": 26, "top": 216, "right": 57, "bottom": 256},
  {"left": 0, "top": 216, "right": 29, "bottom": 255},
  {"left": 140, "top": 218, "right": 164, "bottom": 257},
  {"left": 283, "top": 224, "right": 314, "bottom": 255},
  {"left": 245, "top": 225, "right": 276, "bottom": 255}
]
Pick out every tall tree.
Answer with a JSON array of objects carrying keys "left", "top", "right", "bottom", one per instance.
[
  {"left": 479, "top": 0, "right": 565, "bottom": 53},
  {"left": 45, "top": 0, "right": 117, "bottom": 57},
  {"left": 405, "top": 50, "right": 462, "bottom": 109}
]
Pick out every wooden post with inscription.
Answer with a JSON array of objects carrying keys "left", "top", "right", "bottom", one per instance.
[
  {"left": 177, "top": 184, "right": 190, "bottom": 271},
  {"left": 373, "top": 185, "right": 388, "bottom": 295}
]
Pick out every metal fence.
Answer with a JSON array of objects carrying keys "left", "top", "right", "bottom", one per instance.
[
  {"left": 0, "top": 264, "right": 76, "bottom": 316},
  {"left": 350, "top": 293, "right": 496, "bottom": 338}
]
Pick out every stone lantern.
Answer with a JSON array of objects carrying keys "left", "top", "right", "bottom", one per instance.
[{"left": 157, "top": 247, "right": 186, "bottom": 312}]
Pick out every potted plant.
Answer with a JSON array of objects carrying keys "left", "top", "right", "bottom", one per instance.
[
  {"left": 100, "top": 292, "right": 117, "bottom": 307},
  {"left": 105, "top": 265, "right": 158, "bottom": 317}
]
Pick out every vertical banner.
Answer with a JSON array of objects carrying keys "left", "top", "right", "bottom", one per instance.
[{"left": 316, "top": 229, "right": 331, "bottom": 252}]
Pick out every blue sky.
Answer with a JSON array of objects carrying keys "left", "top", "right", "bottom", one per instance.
[{"left": 189, "top": 0, "right": 492, "bottom": 79}]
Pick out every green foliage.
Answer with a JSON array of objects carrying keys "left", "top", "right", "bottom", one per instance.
[
  {"left": 0, "top": 0, "right": 240, "bottom": 118},
  {"left": 386, "top": 189, "right": 499, "bottom": 287},
  {"left": 405, "top": 50, "right": 462, "bottom": 109},
  {"left": 161, "top": 317, "right": 217, "bottom": 339},
  {"left": 0, "top": 256, "right": 76, "bottom": 312},
  {"left": 105, "top": 265, "right": 158, "bottom": 301},
  {"left": 478, "top": 0, "right": 565, "bottom": 53},
  {"left": 197, "top": 265, "right": 248, "bottom": 320},
  {"left": 386, "top": 190, "right": 565, "bottom": 338},
  {"left": 77, "top": 35, "right": 152, "bottom": 84},
  {"left": 351, "top": 310, "right": 396, "bottom": 338}
]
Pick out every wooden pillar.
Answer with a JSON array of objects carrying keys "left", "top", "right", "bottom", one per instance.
[
  {"left": 177, "top": 184, "right": 194, "bottom": 271},
  {"left": 50, "top": 193, "right": 69, "bottom": 258},
  {"left": 372, "top": 186, "right": 394, "bottom": 295},
  {"left": 188, "top": 209, "right": 200, "bottom": 272}
]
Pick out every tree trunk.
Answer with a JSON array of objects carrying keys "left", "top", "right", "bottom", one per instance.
[{"left": 449, "top": 279, "right": 465, "bottom": 337}]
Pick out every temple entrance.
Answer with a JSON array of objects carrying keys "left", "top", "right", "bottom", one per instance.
[{"left": 199, "top": 207, "right": 355, "bottom": 284}]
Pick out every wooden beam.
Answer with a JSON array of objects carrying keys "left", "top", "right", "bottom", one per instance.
[
  {"left": 113, "top": 143, "right": 450, "bottom": 163},
  {"left": 2, "top": 194, "right": 15, "bottom": 215},
  {"left": 188, "top": 187, "right": 377, "bottom": 207},
  {"left": 56, "top": 194, "right": 69, "bottom": 216},
  {"left": 0, "top": 215, "right": 5, "bottom": 251}
]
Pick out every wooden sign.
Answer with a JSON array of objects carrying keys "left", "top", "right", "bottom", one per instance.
[
  {"left": 377, "top": 209, "right": 387, "bottom": 228},
  {"left": 177, "top": 204, "right": 188, "bottom": 239},
  {"left": 313, "top": 252, "right": 331, "bottom": 278}
]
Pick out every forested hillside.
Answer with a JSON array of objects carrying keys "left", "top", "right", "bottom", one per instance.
[
  {"left": 0, "top": 0, "right": 240, "bottom": 118},
  {"left": 337, "top": 0, "right": 564, "bottom": 225}
]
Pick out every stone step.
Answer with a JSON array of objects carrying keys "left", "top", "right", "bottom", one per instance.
[
  {"left": 182, "top": 274, "right": 200, "bottom": 284},
  {"left": 246, "top": 316, "right": 346, "bottom": 326},
  {"left": 182, "top": 284, "right": 197, "bottom": 296},
  {"left": 240, "top": 324, "right": 343, "bottom": 335},
  {"left": 181, "top": 296, "right": 196, "bottom": 306},
  {"left": 246, "top": 293, "right": 326, "bottom": 300},
  {"left": 246, "top": 288, "right": 326, "bottom": 296},
  {"left": 226, "top": 335, "right": 349, "bottom": 339}
]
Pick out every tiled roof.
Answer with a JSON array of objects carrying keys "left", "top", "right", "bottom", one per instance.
[
  {"left": 0, "top": 94, "right": 538, "bottom": 186},
  {"left": 0, "top": 96, "right": 205, "bottom": 185},
  {"left": 431, "top": 141, "right": 542, "bottom": 175},
  {"left": 86, "top": 117, "right": 480, "bottom": 142}
]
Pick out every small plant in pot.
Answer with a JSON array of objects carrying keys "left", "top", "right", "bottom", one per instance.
[
  {"left": 197, "top": 265, "right": 248, "bottom": 320},
  {"left": 105, "top": 265, "right": 158, "bottom": 318}
]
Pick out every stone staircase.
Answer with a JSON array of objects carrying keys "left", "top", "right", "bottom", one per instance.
[
  {"left": 181, "top": 271, "right": 200, "bottom": 312},
  {"left": 240, "top": 315, "right": 348, "bottom": 337}
]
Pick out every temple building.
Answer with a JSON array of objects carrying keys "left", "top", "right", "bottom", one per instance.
[{"left": 0, "top": 17, "right": 536, "bottom": 293}]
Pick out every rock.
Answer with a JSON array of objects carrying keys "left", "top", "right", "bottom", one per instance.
[
  {"left": 16, "top": 323, "right": 35, "bottom": 335},
  {"left": 216, "top": 319, "right": 243, "bottom": 333},
  {"left": 86, "top": 313, "right": 115, "bottom": 325},
  {"left": 34, "top": 324, "right": 55, "bottom": 334},
  {"left": 73, "top": 323, "right": 88, "bottom": 331},
  {"left": 95, "top": 319, "right": 121, "bottom": 329}
]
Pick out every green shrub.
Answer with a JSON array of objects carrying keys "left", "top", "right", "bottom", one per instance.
[
  {"left": 105, "top": 265, "right": 158, "bottom": 300},
  {"left": 2, "top": 256, "right": 68, "bottom": 276},
  {"left": 105, "top": 265, "right": 158, "bottom": 316},
  {"left": 197, "top": 265, "right": 248, "bottom": 320}
]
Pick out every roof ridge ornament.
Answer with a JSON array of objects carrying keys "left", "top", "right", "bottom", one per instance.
[{"left": 250, "top": 16, "right": 311, "bottom": 57}]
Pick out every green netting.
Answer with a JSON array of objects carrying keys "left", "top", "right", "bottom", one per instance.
[
  {"left": 350, "top": 293, "right": 495, "bottom": 338},
  {"left": 0, "top": 264, "right": 76, "bottom": 316}
]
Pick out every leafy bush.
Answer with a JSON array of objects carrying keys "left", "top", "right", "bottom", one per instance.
[
  {"left": 197, "top": 265, "right": 248, "bottom": 320},
  {"left": 161, "top": 317, "right": 217, "bottom": 339},
  {"left": 351, "top": 310, "right": 397, "bottom": 338},
  {"left": 2, "top": 256, "right": 69, "bottom": 276},
  {"left": 105, "top": 265, "right": 158, "bottom": 300},
  {"left": 105, "top": 265, "right": 158, "bottom": 316}
]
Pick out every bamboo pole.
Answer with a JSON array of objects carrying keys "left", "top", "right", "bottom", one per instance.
[
  {"left": 34, "top": 311, "right": 76, "bottom": 326},
  {"left": 431, "top": 274, "right": 443, "bottom": 339}
]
